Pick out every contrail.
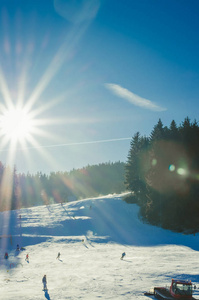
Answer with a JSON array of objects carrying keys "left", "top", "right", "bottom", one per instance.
[{"left": 0, "top": 137, "right": 132, "bottom": 152}]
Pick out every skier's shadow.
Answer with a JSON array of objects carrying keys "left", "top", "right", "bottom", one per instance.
[
  {"left": 44, "top": 290, "right": 51, "bottom": 300},
  {"left": 62, "top": 205, "right": 67, "bottom": 212},
  {"left": 46, "top": 206, "right": 52, "bottom": 213},
  {"left": 83, "top": 243, "right": 89, "bottom": 249},
  {"left": 122, "top": 259, "right": 133, "bottom": 263}
]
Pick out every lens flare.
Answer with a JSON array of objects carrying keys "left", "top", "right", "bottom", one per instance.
[
  {"left": 177, "top": 168, "right": 187, "bottom": 176},
  {"left": 169, "top": 164, "right": 175, "bottom": 172}
]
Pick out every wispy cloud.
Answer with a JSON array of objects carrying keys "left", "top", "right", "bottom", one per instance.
[{"left": 105, "top": 83, "right": 167, "bottom": 112}]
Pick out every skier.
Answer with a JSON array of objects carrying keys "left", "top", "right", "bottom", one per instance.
[
  {"left": 42, "top": 275, "right": 47, "bottom": 290},
  {"left": 121, "top": 252, "right": 126, "bottom": 260},
  {"left": 16, "top": 244, "right": 20, "bottom": 251},
  {"left": 4, "top": 252, "right": 8, "bottom": 259},
  {"left": 25, "top": 254, "right": 29, "bottom": 262},
  {"left": 56, "top": 252, "right": 60, "bottom": 259}
]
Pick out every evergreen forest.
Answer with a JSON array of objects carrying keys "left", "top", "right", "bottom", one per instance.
[
  {"left": 0, "top": 161, "right": 126, "bottom": 211},
  {"left": 125, "top": 117, "right": 199, "bottom": 233}
]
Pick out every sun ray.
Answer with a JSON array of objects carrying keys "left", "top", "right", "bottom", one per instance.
[
  {"left": 25, "top": 23, "right": 90, "bottom": 113},
  {"left": 19, "top": 134, "right": 62, "bottom": 172},
  {"left": 26, "top": 93, "right": 69, "bottom": 119},
  {"left": 16, "top": 65, "right": 30, "bottom": 108},
  {"left": 0, "top": 66, "right": 13, "bottom": 110}
]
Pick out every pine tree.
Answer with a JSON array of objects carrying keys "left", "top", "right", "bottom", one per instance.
[
  {"left": 150, "top": 118, "right": 165, "bottom": 142},
  {"left": 169, "top": 120, "right": 179, "bottom": 140},
  {"left": 125, "top": 132, "right": 149, "bottom": 200},
  {"left": 12, "top": 166, "right": 20, "bottom": 210}
]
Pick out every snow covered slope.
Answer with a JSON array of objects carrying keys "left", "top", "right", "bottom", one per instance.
[{"left": 0, "top": 194, "right": 199, "bottom": 300}]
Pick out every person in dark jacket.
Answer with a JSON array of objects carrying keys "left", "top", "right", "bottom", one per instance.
[
  {"left": 42, "top": 275, "right": 47, "bottom": 290},
  {"left": 121, "top": 252, "right": 126, "bottom": 260}
]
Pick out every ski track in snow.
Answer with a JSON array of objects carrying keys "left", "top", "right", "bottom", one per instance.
[{"left": 0, "top": 193, "right": 199, "bottom": 299}]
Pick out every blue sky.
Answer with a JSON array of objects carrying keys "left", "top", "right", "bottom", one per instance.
[{"left": 0, "top": 0, "right": 198, "bottom": 174}]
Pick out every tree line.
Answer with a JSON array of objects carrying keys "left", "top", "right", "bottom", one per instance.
[
  {"left": 0, "top": 161, "right": 126, "bottom": 211},
  {"left": 125, "top": 117, "right": 199, "bottom": 233}
]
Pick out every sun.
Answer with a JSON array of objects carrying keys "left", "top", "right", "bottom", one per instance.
[{"left": 0, "top": 108, "right": 34, "bottom": 142}]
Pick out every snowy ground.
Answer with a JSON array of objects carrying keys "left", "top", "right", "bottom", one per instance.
[{"left": 0, "top": 193, "right": 199, "bottom": 299}]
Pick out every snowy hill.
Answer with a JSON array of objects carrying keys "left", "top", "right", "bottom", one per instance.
[{"left": 0, "top": 193, "right": 199, "bottom": 299}]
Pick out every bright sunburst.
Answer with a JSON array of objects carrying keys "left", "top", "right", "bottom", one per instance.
[
  {"left": 0, "top": 108, "right": 34, "bottom": 142},
  {"left": 0, "top": 0, "right": 93, "bottom": 174}
]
